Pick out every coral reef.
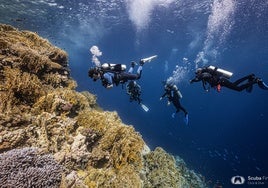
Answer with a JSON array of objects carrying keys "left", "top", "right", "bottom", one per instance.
[
  {"left": 0, "top": 24, "right": 207, "bottom": 188},
  {"left": 142, "top": 147, "right": 205, "bottom": 188},
  {"left": 0, "top": 23, "right": 74, "bottom": 113},
  {"left": 0, "top": 147, "right": 62, "bottom": 187}
]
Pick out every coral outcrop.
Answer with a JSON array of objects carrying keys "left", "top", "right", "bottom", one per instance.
[
  {"left": 0, "top": 147, "right": 62, "bottom": 187},
  {"left": 0, "top": 24, "right": 206, "bottom": 188}
]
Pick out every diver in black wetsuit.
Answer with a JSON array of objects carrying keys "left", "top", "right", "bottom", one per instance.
[
  {"left": 126, "top": 80, "right": 142, "bottom": 104},
  {"left": 160, "top": 82, "right": 188, "bottom": 119},
  {"left": 88, "top": 61, "right": 143, "bottom": 89},
  {"left": 190, "top": 66, "right": 267, "bottom": 92}
]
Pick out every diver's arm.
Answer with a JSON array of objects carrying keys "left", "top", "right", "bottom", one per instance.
[
  {"left": 201, "top": 73, "right": 212, "bottom": 91},
  {"left": 202, "top": 80, "right": 206, "bottom": 90},
  {"left": 190, "top": 77, "right": 201, "bottom": 83},
  {"left": 103, "top": 72, "right": 114, "bottom": 88},
  {"left": 137, "top": 85, "right": 141, "bottom": 93},
  {"left": 202, "top": 80, "right": 210, "bottom": 92},
  {"left": 160, "top": 92, "right": 167, "bottom": 100},
  {"left": 190, "top": 72, "right": 211, "bottom": 83},
  {"left": 126, "top": 89, "right": 131, "bottom": 95},
  {"left": 126, "top": 84, "right": 131, "bottom": 94},
  {"left": 137, "top": 88, "right": 142, "bottom": 95}
]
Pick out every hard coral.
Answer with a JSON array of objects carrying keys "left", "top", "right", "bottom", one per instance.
[
  {"left": 0, "top": 23, "right": 73, "bottom": 113},
  {"left": 142, "top": 147, "right": 206, "bottom": 188},
  {"left": 32, "top": 88, "right": 96, "bottom": 117},
  {"left": 1, "top": 67, "right": 44, "bottom": 108},
  {"left": 0, "top": 147, "right": 62, "bottom": 188},
  {"left": 142, "top": 147, "right": 181, "bottom": 187},
  {"left": 77, "top": 109, "right": 113, "bottom": 134},
  {"left": 100, "top": 125, "right": 144, "bottom": 170}
]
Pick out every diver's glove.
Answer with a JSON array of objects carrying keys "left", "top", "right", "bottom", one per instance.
[
  {"left": 167, "top": 101, "right": 171, "bottom": 106},
  {"left": 159, "top": 97, "right": 163, "bottom": 100},
  {"left": 106, "top": 84, "right": 113, "bottom": 89}
]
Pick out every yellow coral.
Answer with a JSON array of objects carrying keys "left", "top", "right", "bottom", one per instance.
[
  {"left": 77, "top": 110, "right": 110, "bottom": 134},
  {"left": 142, "top": 147, "right": 184, "bottom": 187},
  {"left": 32, "top": 88, "right": 96, "bottom": 117},
  {"left": 84, "top": 167, "right": 142, "bottom": 188},
  {"left": 100, "top": 125, "right": 144, "bottom": 170},
  {"left": 0, "top": 67, "right": 44, "bottom": 112},
  {"left": 0, "top": 24, "right": 72, "bottom": 113}
]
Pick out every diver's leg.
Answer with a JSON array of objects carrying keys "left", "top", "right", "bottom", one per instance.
[
  {"left": 233, "top": 74, "right": 254, "bottom": 85},
  {"left": 235, "top": 82, "right": 256, "bottom": 91},
  {"left": 173, "top": 100, "right": 182, "bottom": 114},
  {"left": 128, "top": 67, "right": 134, "bottom": 73},
  {"left": 220, "top": 78, "right": 241, "bottom": 91},
  {"left": 221, "top": 78, "right": 255, "bottom": 91},
  {"left": 180, "top": 106, "right": 188, "bottom": 115},
  {"left": 136, "top": 66, "right": 142, "bottom": 79},
  {"left": 121, "top": 72, "right": 140, "bottom": 81}
]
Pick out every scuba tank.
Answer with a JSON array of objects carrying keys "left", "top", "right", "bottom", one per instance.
[
  {"left": 207, "top": 65, "right": 233, "bottom": 79},
  {"left": 173, "top": 85, "right": 183, "bottom": 99},
  {"left": 102, "top": 63, "right": 126, "bottom": 72},
  {"left": 177, "top": 90, "right": 183, "bottom": 99}
]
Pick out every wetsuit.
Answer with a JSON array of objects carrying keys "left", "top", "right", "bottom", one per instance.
[
  {"left": 161, "top": 84, "right": 188, "bottom": 116},
  {"left": 126, "top": 81, "right": 142, "bottom": 104},
  {"left": 190, "top": 67, "right": 257, "bottom": 92},
  {"left": 101, "top": 64, "right": 142, "bottom": 88}
]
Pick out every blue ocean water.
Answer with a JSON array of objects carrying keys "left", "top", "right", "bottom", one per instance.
[{"left": 1, "top": 0, "right": 268, "bottom": 187}]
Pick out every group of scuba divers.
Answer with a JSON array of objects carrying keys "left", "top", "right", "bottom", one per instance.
[{"left": 88, "top": 55, "right": 268, "bottom": 125}]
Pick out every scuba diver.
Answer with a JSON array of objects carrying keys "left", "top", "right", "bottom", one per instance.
[
  {"left": 88, "top": 55, "right": 157, "bottom": 89},
  {"left": 88, "top": 61, "right": 141, "bottom": 89},
  {"left": 126, "top": 80, "right": 142, "bottom": 104},
  {"left": 190, "top": 65, "right": 268, "bottom": 92},
  {"left": 126, "top": 80, "right": 149, "bottom": 112},
  {"left": 160, "top": 82, "right": 189, "bottom": 125}
]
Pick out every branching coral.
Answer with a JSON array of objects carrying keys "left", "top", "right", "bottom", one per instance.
[
  {"left": 142, "top": 147, "right": 181, "bottom": 187},
  {"left": 0, "top": 112, "right": 32, "bottom": 152},
  {"left": 100, "top": 126, "right": 144, "bottom": 170},
  {"left": 84, "top": 167, "right": 142, "bottom": 188},
  {"left": 76, "top": 110, "right": 113, "bottom": 134},
  {"left": 76, "top": 109, "right": 146, "bottom": 187},
  {"left": 0, "top": 67, "right": 44, "bottom": 112},
  {"left": 32, "top": 88, "right": 96, "bottom": 117},
  {"left": 0, "top": 24, "right": 74, "bottom": 113},
  {"left": 0, "top": 147, "right": 63, "bottom": 188},
  {"left": 142, "top": 147, "right": 206, "bottom": 188}
]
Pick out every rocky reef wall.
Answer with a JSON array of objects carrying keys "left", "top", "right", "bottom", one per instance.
[{"left": 0, "top": 24, "right": 206, "bottom": 188}]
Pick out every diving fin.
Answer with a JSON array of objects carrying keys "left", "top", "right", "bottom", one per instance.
[
  {"left": 184, "top": 114, "right": 189, "bottom": 125},
  {"left": 257, "top": 80, "right": 268, "bottom": 90},
  {"left": 140, "top": 55, "right": 157, "bottom": 63},
  {"left": 140, "top": 103, "right": 149, "bottom": 112}
]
